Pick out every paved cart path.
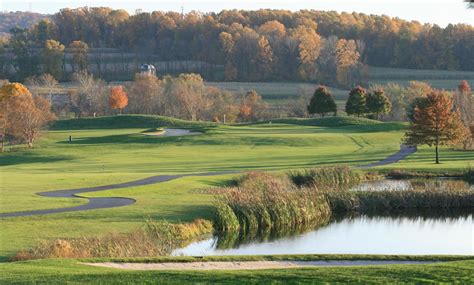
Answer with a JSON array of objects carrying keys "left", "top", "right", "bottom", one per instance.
[{"left": 0, "top": 144, "right": 416, "bottom": 218}]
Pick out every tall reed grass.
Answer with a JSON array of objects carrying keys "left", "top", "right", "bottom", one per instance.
[
  {"left": 326, "top": 189, "right": 474, "bottom": 213},
  {"left": 214, "top": 172, "right": 331, "bottom": 235},
  {"left": 12, "top": 219, "right": 212, "bottom": 261},
  {"left": 289, "top": 166, "right": 362, "bottom": 190}
]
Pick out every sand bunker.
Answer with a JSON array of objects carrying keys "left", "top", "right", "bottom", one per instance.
[
  {"left": 142, "top": 128, "right": 202, "bottom": 137},
  {"left": 84, "top": 260, "right": 437, "bottom": 271}
]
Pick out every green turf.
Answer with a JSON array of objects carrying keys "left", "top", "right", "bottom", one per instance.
[
  {"left": 0, "top": 257, "right": 472, "bottom": 284},
  {"left": 0, "top": 115, "right": 472, "bottom": 279}
]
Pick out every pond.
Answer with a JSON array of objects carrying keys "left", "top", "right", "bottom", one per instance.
[{"left": 173, "top": 211, "right": 473, "bottom": 256}]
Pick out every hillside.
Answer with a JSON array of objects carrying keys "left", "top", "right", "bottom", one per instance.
[{"left": 0, "top": 11, "right": 48, "bottom": 35}]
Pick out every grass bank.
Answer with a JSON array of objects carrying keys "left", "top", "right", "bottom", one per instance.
[{"left": 12, "top": 219, "right": 212, "bottom": 261}]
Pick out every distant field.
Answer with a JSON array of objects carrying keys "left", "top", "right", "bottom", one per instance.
[
  {"left": 207, "top": 67, "right": 474, "bottom": 106},
  {"left": 26, "top": 66, "right": 474, "bottom": 112},
  {"left": 368, "top": 66, "right": 474, "bottom": 80},
  {"left": 206, "top": 82, "right": 348, "bottom": 107}
]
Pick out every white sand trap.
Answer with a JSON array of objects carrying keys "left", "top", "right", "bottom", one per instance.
[
  {"left": 83, "top": 260, "right": 437, "bottom": 271},
  {"left": 142, "top": 128, "right": 202, "bottom": 137}
]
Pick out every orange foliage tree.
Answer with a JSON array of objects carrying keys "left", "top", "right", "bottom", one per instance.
[
  {"left": 404, "top": 91, "right": 470, "bottom": 164},
  {"left": 0, "top": 83, "right": 55, "bottom": 149},
  {"left": 109, "top": 86, "right": 128, "bottom": 114},
  {"left": 0, "top": 83, "right": 32, "bottom": 151},
  {"left": 238, "top": 90, "right": 268, "bottom": 122}
]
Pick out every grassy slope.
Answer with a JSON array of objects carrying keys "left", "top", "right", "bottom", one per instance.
[
  {"left": 0, "top": 258, "right": 473, "bottom": 284},
  {"left": 0, "top": 115, "right": 472, "bottom": 262},
  {"left": 1, "top": 116, "right": 406, "bottom": 214}
]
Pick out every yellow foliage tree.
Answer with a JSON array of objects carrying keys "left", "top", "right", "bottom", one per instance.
[{"left": 0, "top": 83, "right": 32, "bottom": 152}]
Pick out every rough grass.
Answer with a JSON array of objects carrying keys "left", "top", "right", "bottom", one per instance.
[
  {"left": 214, "top": 170, "right": 473, "bottom": 238},
  {"left": 289, "top": 166, "right": 362, "bottom": 189},
  {"left": 214, "top": 172, "right": 331, "bottom": 235},
  {"left": 326, "top": 190, "right": 474, "bottom": 213},
  {"left": 12, "top": 219, "right": 212, "bottom": 261}
]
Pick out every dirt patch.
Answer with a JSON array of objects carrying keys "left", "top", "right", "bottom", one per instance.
[{"left": 83, "top": 260, "right": 437, "bottom": 271}]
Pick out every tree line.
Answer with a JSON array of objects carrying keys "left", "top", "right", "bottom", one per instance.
[{"left": 1, "top": 8, "right": 473, "bottom": 84}]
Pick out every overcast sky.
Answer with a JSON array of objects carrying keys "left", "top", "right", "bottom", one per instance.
[{"left": 1, "top": 0, "right": 472, "bottom": 27}]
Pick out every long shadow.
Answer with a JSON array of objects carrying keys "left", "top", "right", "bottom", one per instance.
[
  {"left": 1, "top": 144, "right": 416, "bottom": 218},
  {"left": 56, "top": 133, "right": 322, "bottom": 147},
  {"left": 0, "top": 153, "right": 71, "bottom": 166}
]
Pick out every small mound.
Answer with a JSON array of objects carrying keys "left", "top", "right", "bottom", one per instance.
[
  {"left": 256, "top": 116, "right": 406, "bottom": 132},
  {"left": 261, "top": 116, "right": 381, "bottom": 127}
]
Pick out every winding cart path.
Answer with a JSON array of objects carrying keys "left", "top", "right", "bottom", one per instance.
[{"left": 0, "top": 143, "right": 416, "bottom": 218}]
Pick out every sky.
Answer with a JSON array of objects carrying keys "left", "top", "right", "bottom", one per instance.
[{"left": 1, "top": 0, "right": 473, "bottom": 27}]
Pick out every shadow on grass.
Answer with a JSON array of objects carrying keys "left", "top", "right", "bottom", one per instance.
[
  {"left": 0, "top": 153, "right": 71, "bottom": 166},
  {"left": 56, "top": 133, "right": 339, "bottom": 147}
]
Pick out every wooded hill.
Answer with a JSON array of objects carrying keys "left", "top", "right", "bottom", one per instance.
[{"left": 1, "top": 8, "right": 473, "bottom": 84}]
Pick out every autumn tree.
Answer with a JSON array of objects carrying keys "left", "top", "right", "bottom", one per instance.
[
  {"left": 109, "top": 86, "right": 128, "bottom": 114},
  {"left": 8, "top": 95, "right": 55, "bottom": 148},
  {"left": 291, "top": 26, "right": 321, "bottom": 80},
  {"left": 25, "top": 73, "right": 59, "bottom": 98},
  {"left": 404, "top": 91, "right": 469, "bottom": 164},
  {"left": 367, "top": 89, "right": 391, "bottom": 119},
  {"left": 127, "top": 73, "right": 162, "bottom": 114},
  {"left": 0, "top": 83, "right": 55, "bottom": 149},
  {"left": 345, "top": 86, "right": 368, "bottom": 117},
  {"left": 0, "top": 83, "right": 31, "bottom": 151},
  {"left": 71, "top": 70, "right": 108, "bottom": 117},
  {"left": 307, "top": 86, "right": 337, "bottom": 117},
  {"left": 455, "top": 80, "right": 473, "bottom": 149},
  {"left": 335, "top": 39, "right": 360, "bottom": 87},
  {"left": 42, "top": 39, "right": 65, "bottom": 79},
  {"left": 239, "top": 90, "right": 269, "bottom": 122},
  {"left": 69, "top": 40, "right": 89, "bottom": 72}
]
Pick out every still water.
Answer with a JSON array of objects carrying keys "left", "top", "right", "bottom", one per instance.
[{"left": 174, "top": 213, "right": 473, "bottom": 256}]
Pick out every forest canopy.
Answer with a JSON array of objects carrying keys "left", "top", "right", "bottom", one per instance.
[{"left": 1, "top": 8, "right": 473, "bottom": 83}]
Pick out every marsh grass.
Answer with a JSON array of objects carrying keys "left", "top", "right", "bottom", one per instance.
[
  {"left": 12, "top": 219, "right": 212, "bottom": 261},
  {"left": 289, "top": 166, "right": 362, "bottom": 190},
  {"left": 326, "top": 189, "right": 474, "bottom": 213},
  {"left": 214, "top": 168, "right": 473, "bottom": 239},
  {"left": 214, "top": 172, "right": 331, "bottom": 235}
]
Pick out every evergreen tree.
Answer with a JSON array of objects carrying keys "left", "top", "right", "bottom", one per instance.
[
  {"left": 367, "top": 89, "right": 391, "bottom": 119},
  {"left": 345, "top": 86, "right": 367, "bottom": 117},
  {"left": 307, "top": 86, "right": 337, "bottom": 117}
]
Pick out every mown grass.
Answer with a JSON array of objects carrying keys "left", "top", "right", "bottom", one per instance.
[
  {"left": 0, "top": 257, "right": 472, "bottom": 284},
  {"left": 51, "top": 114, "right": 215, "bottom": 131},
  {"left": 1, "top": 116, "right": 407, "bottom": 214},
  {"left": 0, "top": 115, "right": 472, "bottom": 259}
]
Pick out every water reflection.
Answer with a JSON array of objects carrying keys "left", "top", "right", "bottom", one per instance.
[
  {"left": 173, "top": 210, "right": 473, "bottom": 256},
  {"left": 351, "top": 178, "right": 473, "bottom": 192}
]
